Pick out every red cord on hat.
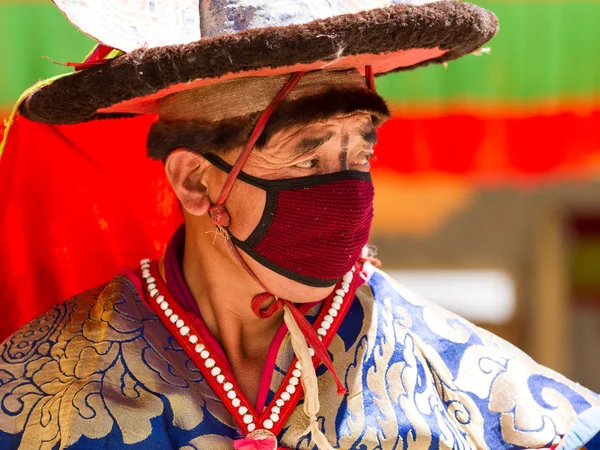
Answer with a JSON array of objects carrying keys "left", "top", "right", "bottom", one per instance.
[
  {"left": 365, "top": 65, "right": 376, "bottom": 92},
  {"left": 60, "top": 44, "right": 117, "bottom": 71},
  {"left": 209, "top": 66, "right": 375, "bottom": 222},
  {"left": 208, "top": 71, "right": 306, "bottom": 226},
  {"left": 251, "top": 294, "right": 347, "bottom": 395}
]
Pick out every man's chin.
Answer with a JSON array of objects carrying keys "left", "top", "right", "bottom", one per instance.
[
  {"left": 262, "top": 275, "right": 336, "bottom": 304},
  {"left": 240, "top": 251, "right": 338, "bottom": 302}
]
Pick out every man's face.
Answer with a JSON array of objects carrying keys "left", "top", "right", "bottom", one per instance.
[
  {"left": 176, "top": 112, "right": 377, "bottom": 301},
  {"left": 209, "top": 112, "right": 376, "bottom": 238},
  {"left": 239, "top": 112, "right": 376, "bottom": 179}
]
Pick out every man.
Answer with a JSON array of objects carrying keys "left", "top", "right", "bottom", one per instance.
[{"left": 0, "top": 1, "right": 598, "bottom": 449}]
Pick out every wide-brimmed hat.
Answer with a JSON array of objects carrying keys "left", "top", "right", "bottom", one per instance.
[{"left": 21, "top": 0, "right": 498, "bottom": 125}]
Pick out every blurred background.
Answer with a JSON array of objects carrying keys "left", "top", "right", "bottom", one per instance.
[{"left": 1, "top": 1, "right": 599, "bottom": 391}]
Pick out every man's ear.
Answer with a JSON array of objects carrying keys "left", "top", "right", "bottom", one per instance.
[{"left": 165, "top": 149, "right": 212, "bottom": 216}]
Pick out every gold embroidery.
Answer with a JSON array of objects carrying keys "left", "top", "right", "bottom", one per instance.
[
  {"left": 0, "top": 270, "right": 597, "bottom": 449},
  {"left": 0, "top": 277, "right": 234, "bottom": 448},
  {"left": 278, "top": 277, "right": 600, "bottom": 449}
]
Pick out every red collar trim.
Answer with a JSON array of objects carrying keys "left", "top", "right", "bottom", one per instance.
[{"left": 138, "top": 260, "right": 361, "bottom": 438}]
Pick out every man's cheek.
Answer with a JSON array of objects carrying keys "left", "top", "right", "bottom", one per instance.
[{"left": 226, "top": 183, "right": 267, "bottom": 241}]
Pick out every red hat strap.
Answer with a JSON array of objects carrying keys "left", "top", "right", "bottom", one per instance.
[
  {"left": 208, "top": 71, "right": 306, "bottom": 227},
  {"left": 365, "top": 65, "right": 375, "bottom": 92}
]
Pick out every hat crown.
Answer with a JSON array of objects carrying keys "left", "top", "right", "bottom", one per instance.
[{"left": 53, "top": 0, "right": 435, "bottom": 52}]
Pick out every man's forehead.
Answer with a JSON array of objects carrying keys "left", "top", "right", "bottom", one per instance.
[
  {"left": 273, "top": 112, "right": 374, "bottom": 142},
  {"left": 265, "top": 113, "right": 377, "bottom": 153}
]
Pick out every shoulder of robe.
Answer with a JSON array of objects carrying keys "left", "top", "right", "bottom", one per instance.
[
  {"left": 0, "top": 274, "right": 162, "bottom": 448},
  {"left": 0, "top": 274, "right": 144, "bottom": 367},
  {"left": 360, "top": 267, "right": 600, "bottom": 448},
  {"left": 0, "top": 274, "right": 225, "bottom": 449}
]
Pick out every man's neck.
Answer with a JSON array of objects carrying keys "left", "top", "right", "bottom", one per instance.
[{"left": 180, "top": 220, "right": 283, "bottom": 366}]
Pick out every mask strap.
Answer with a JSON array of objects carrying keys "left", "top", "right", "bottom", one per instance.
[{"left": 207, "top": 71, "right": 305, "bottom": 293}]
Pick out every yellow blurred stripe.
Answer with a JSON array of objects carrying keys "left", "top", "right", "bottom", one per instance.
[
  {"left": 1, "top": 109, "right": 11, "bottom": 125},
  {"left": 371, "top": 169, "right": 475, "bottom": 237}
]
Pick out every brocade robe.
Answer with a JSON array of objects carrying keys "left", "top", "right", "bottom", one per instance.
[{"left": 0, "top": 268, "right": 598, "bottom": 449}]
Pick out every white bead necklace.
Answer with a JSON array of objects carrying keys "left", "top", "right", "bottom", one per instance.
[{"left": 139, "top": 258, "right": 356, "bottom": 440}]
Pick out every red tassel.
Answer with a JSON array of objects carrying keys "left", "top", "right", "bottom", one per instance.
[
  {"left": 251, "top": 293, "right": 282, "bottom": 318},
  {"left": 251, "top": 293, "right": 347, "bottom": 395},
  {"left": 208, "top": 204, "right": 231, "bottom": 226},
  {"left": 282, "top": 300, "right": 347, "bottom": 395}
]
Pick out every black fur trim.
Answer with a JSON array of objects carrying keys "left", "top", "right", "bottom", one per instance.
[
  {"left": 21, "top": 1, "right": 498, "bottom": 125},
  {"left": 147, "top": 87, "right": 390, "bottom": 160}
]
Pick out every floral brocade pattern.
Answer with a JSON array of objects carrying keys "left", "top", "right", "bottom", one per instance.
[
  {"left": 0, "top": 271, "right": 598, "bottom": 449},
  {"left": 0, "top": 276, "right": 237, "bottom": 449},
  {"left": 275, "top": 271, "right": 600, "bottom": 449}
]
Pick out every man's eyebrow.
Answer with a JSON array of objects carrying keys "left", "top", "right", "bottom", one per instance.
[
  {"left": 361, "top": 126, "right": 378, "bottom": 145},
  {"left": 294, "top": 132, "right": 335, "bottom": 156}
]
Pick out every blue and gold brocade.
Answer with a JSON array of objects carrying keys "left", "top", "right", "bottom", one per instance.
[{"left": 0, "top": 270, "right": 598, "bottom": 449}]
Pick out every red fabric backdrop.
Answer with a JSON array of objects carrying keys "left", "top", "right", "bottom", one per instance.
[
  {"left": 0, "top": 114, "right": 182, "bottom": 339},
  {"left": 1, "top": 108, "right": 600, "bottom": 340}
]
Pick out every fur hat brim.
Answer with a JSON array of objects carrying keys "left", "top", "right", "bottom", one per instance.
[{"left": 21, "top": 1, "right": 498, "bottom": 125}]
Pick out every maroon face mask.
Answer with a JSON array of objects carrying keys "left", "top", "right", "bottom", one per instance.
[{"left": 205, "top": 154, "right": 375, "bottom": 287}]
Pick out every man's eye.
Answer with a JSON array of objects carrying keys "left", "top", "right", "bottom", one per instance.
[
  {"left": 294, "top": 159, "right": 318, "bottom": 169},
  {"left": 353, "top": 153, "right": 374, "bottom": 166}
]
